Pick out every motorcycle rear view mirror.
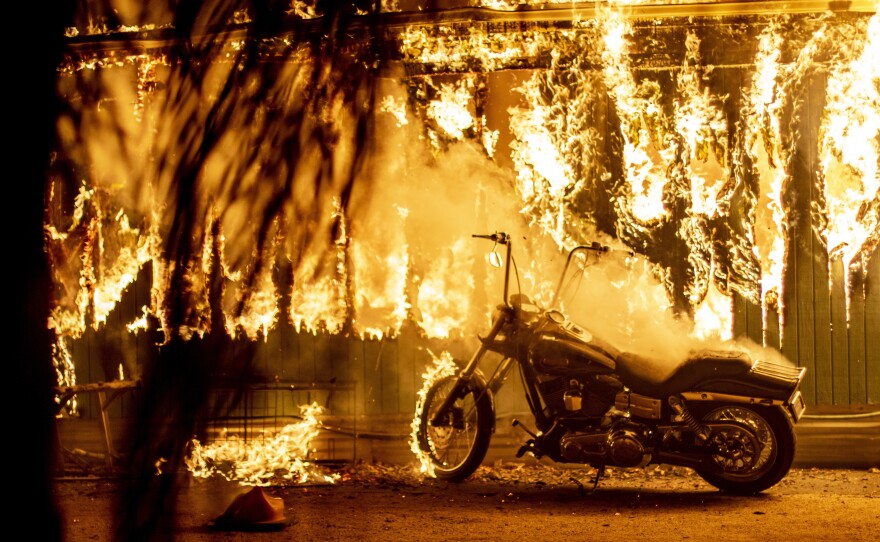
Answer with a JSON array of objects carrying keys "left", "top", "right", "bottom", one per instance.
[{"left": 488, "top": 247, "right": 503, "bottom": 268}]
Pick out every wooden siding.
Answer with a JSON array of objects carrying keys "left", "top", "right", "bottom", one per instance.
[
  {"left": 66, "top": 180, "right": 879, "bottom": 425},
  {"left": 70, "top": 241, "right": 878, "bottom": 430},
  {"left": 61, "top": 16, "right": 880, "bottom": 426},
  {"left": 705, "top": 25, "right": 878, "bottom": 409}
]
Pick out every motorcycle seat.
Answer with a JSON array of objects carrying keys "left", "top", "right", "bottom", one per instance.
[{"left": 615, "top": 349, "right": 753, "bottom": 397}]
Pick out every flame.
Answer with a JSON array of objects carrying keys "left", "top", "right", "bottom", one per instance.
[
  {"left": 289, "top": 200, "right": 349, "bottom": 335},
  {"left": 288, "top": 2, "right": 320, "bottom": 19},
  {"left": 818, "top": 11, "right": 880, "bottom": 300},
  {"left": 426, "top": 78, "right": 476, "bottom": 142},
  {"left": 414, "top": 239, "right": 475, "bottom": 339},
  {"left": 676, "top": 32, "right": 728, "bottom": 220},
  {"left": 51, "top": 338, "right": 78, "bottom": 413},
  {"left": 672, "top": 31, "right": 730, "bottom": 311},
  {"left": 351, "top": 207, "right": 410, "bottom": 340},
  {"left": 45, "top": 176, "right": 163, "bottom": 400},
  {"left": 508, "top": 100, "right": 578, "bottom": 249},
  {"left": 399, "top": 25, "right": 558, "bottom": 73},
  {"left": 481, "top": 120, "right": 500, "bottom": 158},
  {"left": 397, "top": 3, "right": 774, "bottom": 343},
  {"left": 506, "top": 24, "right": 603, "bottom": 250},
  {"left": 691, "top": 277, "right": 734, "bottom": 342},
  {"left": 134, "top": 55, "right": 162, "bottom": 123},
  {"left": 186, "top": 402, "right": 337, "bottom": 486},
  {"left": 379, "top": 95, "right": 409, "bottom": 127},
  {"left": 409, "top": 350, "right": 458, "bottom": 477},
  {"left": 92, "top": 211, "right": 156, "bottom": 328},
  {"left": 479, "top": 0, "right": 519, "bottom": 10},
  {"left": 229, "top": 263, "right": 279, "bottom": 341},
  {"left": 742, "top": 21, "right": 788, "bottom": 338},
  {"left": 741, "top": 17, "right": 843, "bottom": 340},
  {"left": 599, "top": 5, "right": 671, "bottom": 225},
  {"left": 507, "top": 8, "right": 731, "bottom": 326},
  {"left": 290, "top": 271, "right": 347, "bottom": 334}
]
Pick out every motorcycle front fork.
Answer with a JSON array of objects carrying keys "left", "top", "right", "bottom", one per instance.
[{"left": 428, "top": 312, "right": 511, "bottom": 427}]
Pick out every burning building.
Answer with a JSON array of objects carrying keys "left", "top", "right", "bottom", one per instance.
[{"left": 47, "top": 0, "right": 878, "bottom": 491}]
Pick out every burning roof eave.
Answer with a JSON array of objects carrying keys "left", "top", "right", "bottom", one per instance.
[{"left": 62, "top": 0, "right": 877, "bottom": 55}]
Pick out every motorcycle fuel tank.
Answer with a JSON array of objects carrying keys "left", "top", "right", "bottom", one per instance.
[{"left": 529, "top": 311, "right": 617, "bottom": 375}]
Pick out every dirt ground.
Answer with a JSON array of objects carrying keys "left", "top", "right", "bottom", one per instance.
[{"left": 55, "top": 461, "right": 879, "bottom": 542}]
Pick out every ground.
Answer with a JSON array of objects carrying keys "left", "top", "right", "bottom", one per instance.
[{"left": 55, "top": 461, "right": 879, "bottom": 541}]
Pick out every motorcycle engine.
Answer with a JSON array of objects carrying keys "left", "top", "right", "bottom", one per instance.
[{"left": 559, "top": 419, "right": 653, "bottom": 468}]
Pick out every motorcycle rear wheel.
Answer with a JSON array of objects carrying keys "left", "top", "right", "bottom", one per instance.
[
  {"left": 693, "top": 403, "right": 796, "bottom": 495},
  {"left": 417, "top": 375, "right": 494, "bottom": 482}
]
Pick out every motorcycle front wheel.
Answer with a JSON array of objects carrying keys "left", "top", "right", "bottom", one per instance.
[
  {"left": 693, "top": 403, "right": 796, "bottom": 495},
  {"left": 417, "top": 375, "right": 494, "bottom": 482}
]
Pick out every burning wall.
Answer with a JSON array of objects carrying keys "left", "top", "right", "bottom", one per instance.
[{"left": 49, "top": 0, "right": 878, "bottom": 442}]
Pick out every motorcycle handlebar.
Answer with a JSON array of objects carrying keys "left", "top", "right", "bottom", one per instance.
[
  {"left": 577, "top": 241, "right": 635, "bottom": 257},
  {"left": 472, "top": 232, "right": 510, "bottom": 245},
  {"left": 472, "top": 234, "right": 631, "bottom": 255}
]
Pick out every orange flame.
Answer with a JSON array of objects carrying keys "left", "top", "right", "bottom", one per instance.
[
  {"left": 818, "top": 11, "right": 879, "bottom": 303},
  {"left": 427, "top": 77, "right": 476, "bottom": 142},
  {"left": 186, "top": 402, "right": 337, "bottom": 486},
  {"left": 599, "top": 5, "right": 670, "bottom": 225},
  {"left": 414, "top": 239, "right": 475, "bottom": 339},
  {"left": 409, "top": 350, "right": 458, "bottom": 477},
  {"left": 289, "top": 200, "right": 349, "bottom": 335}
]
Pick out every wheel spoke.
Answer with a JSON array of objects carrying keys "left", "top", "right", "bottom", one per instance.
[
  {"left": 693, "top": 404, "right": 794, "bottom": 494},
  {"left": 417, "top": 375, "right": 492, "bottom": 481},
  {"left": 705, "top": 407, "right": 775, "bottom": 480}
]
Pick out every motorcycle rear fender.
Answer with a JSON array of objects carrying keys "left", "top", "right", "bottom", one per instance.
[{"left": 680, "top": 388, "right": 807, "bottom": 422}]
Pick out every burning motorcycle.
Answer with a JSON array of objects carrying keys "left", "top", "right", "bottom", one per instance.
[{"left": 415, "top": 232, "right": 807, "bottom": 494}]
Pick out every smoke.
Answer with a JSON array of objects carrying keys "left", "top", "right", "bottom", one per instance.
[
  {"left": 550, "top": 248, "right": 796, "bottom": 368},
  {"left": 355, "top": 72, "right": 741, "bottom": 366}
]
